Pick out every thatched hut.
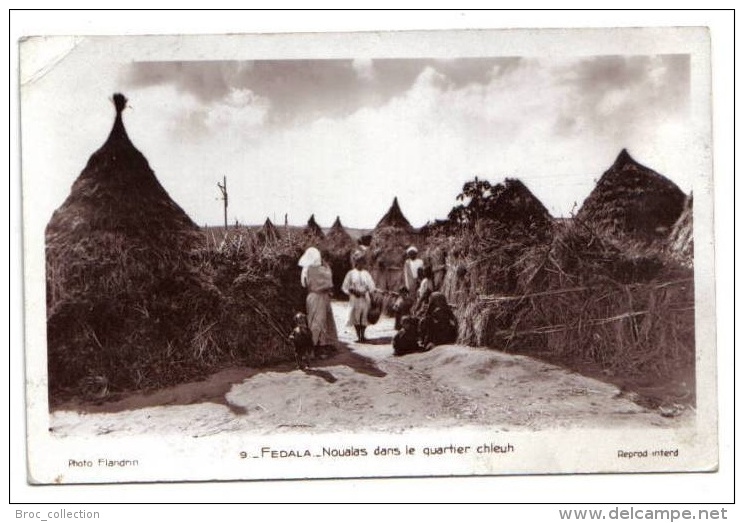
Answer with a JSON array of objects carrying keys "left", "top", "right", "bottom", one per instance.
[
  {"left": 488, "top": 178, "right": 553, "bottom": 233},
  {"left": 375, "top": 196, "right": 414, "bottom": 231},
  {"left": 45, "top": 94, "right": 222, "bottom": 402},
  {"left": 323, "top": 216, "right": 356, "bottom": 297},
  {"left": 258, "top": 217, "right": 281, "bottom": 244},
  {"left": 369, "top": 197, "right": 419, "bottom": 291},
  {"left": 327, "top": 216, "right": 353, "bottom": 245},
  {"left": 576, "top": 149, "right": 686, "bottom": 242},
  {"left": 303, "top": 214, "right": 325, "bottom": 242}
]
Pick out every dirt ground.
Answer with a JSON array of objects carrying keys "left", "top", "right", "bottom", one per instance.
[{"left": 49, "top": 301, "right": 691, "bottom": 437}]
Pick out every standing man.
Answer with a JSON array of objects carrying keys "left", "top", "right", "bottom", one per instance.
[
  {"left": 403, "top": 246, "right": 424, "bottom": 293},
  {"left": 342, "top": 252, "right": 376, "bottom": 343}
]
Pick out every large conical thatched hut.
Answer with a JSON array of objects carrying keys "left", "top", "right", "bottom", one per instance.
[
  {"left": 370, "top": 197, "right": 419, "bottom": 291},
  {"left": 576, "top": 149, "right": 686, "bottom": 242},
  {"left": 323, "top": 216, "right": 356, "bottom": 297},
  {"left": 45, "top": 94, "right": 223, "bottom": 402}
]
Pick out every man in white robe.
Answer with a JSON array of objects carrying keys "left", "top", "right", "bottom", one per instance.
[
  {"left": 403, "top": 246, "right": 424, "bottom": 293},
  {"left": 342, "top": 253, "right": 376, "bottom": 343}
]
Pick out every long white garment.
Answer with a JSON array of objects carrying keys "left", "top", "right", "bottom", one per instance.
[
  {"left": 342, "top": 269, "right": 376, "bottom": 326},
  {"left": 404, "top": 258, "right": 424, "bottom": 292}
]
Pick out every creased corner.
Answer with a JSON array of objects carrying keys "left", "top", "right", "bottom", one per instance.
[{"left": 19, "top": 36, "right": 85, "bottom": 88}]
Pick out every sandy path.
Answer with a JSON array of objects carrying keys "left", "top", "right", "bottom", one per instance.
[{"left": 50, "top": 302, "right": 689, "bottom": 437}]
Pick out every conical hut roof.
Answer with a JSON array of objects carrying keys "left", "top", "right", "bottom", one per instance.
[
  {"left": 576, "top": 149, "right": 686, "bottom": 241},
  {"left": 324, "top": 215, "right": 355, "bottom": 256},
  {"left": 259, "top": 217, "right": 281, "bottom": 242},
  {"left": 330, "top": 215, "right": 345, "bottom": 232},
  {"left": 327, "top": 216, "right": 353, "bottom": 242},
  {"left": 370, "top": 200, "right": 419, "bottom": 290},
  {"left": 488, "top": 178, "right": 552, "bottom": 231},
  {"left": 46, "top": 93, "right": 200, "bottom": 250},
  {"left": 375, "top": 197, "right": 413, "bottom": 231},
  {"left": 304, "top": 214, "right": 325, "bottom": 239}
]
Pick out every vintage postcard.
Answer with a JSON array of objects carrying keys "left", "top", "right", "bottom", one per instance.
[{"left": 20, "top": 27, "right": 717, "bottom": 484}]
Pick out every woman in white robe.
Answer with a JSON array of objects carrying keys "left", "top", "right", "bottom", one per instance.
[
  {"left": 342, "top": 252, "right": 376, "bottom": 343},
  {"left": 298, "top": 247, "right": 338, "bottom": 350}
]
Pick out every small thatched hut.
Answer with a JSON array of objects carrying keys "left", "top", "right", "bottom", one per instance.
[
  {"left": 303, "top": 214, "right": 325, "bottom": 242},
  {"left": 327, "top": 216, "right": 353, "bottom": 245},
  {"left": 45, "top": 94, "right": 221, "bottom": 402},
  {"left": 576, "top": 149, "right": 686, "bottom": 242},
  {"left": 258, "top": 217, "right": 281, "bottom": 244},
  {"left": 369, "top": 197, "right": 419, "bottom": 291},
  {"left": 323, "top": 216, "right": 356, "bottom": 297}
]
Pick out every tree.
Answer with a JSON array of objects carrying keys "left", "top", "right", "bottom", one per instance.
[{"left": 447, "top": 176, "right": 495, "bottom": 225}]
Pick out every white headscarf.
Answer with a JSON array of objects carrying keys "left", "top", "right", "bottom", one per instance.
[{"left": 298, "top": 247, "right": 322, "bottom": 287}]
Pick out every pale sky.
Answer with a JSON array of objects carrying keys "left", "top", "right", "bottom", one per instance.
[{"left": 23, "top": 47, "right": 693, "bottom": 229}]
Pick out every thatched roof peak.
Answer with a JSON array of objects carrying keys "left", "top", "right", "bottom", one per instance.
[
  {"left": 599, "top": 149, "right": 682, "bottom": 188},
  {"left": 606, "top": 149, "right": 669, "bottom": 181},
  {"left": 327, "top": 215, "right": 352, "bottom": 241},
  {"left": 47, "top": 93, "right": 199, "bottom": 247},
  {"left": 324, "top": 215, "right": 354, "bottom": 254},
  {"left": 376, "top": 196, "right": 413, "bottom": 230},
  {"left": 613, "top": 148, "right": 634, "bottom": 168},
  {"left": 100, "top": 93, "right": 133, "bottom": 152},
  {"left": 262, "top": 217, "right": 279, "bottom": 232},
  {"left": 113, "top": 93, "right": 128, "bottom": 113},
  {"left": 305, "top": 214, "right": 325, "bottom": 238},
  {"left": 576, "top": 150, "right": 686, "bottom": 241},
  {"left": 259, "top": 217, "right": 281, "bottom": 242},
  {"left": 484, "top": 178, "right": 552, "bottom": 233}
]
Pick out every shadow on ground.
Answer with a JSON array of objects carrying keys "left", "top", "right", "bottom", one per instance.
[{"left": 54, "top": 336, "right": 387, "bottom": 415}]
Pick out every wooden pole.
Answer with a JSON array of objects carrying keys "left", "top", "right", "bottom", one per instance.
[{"left": 217, "top": 176, "right": 228, "bottom": 231}]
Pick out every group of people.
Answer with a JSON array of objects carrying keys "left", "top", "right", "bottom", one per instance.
[
  {"left": 290, "top": 246, "right": 376, "bottom": 368},
  {"left": 288, "top": 244, "right": 457, "bottom": 368},
  {"left": 392, "top": 246, "right": 458, "bottom": 356}
]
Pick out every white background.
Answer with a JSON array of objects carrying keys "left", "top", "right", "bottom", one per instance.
[{"left": 6, "top": 6, "right": 736, "bottom": 517}]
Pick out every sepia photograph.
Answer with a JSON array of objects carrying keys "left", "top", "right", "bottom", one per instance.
[{"left": 19, "top": 26, "right": 718, "bottom": 485}]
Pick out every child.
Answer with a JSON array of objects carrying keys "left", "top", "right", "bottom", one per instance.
[
  {"left": 414, "top": 265, "right": 434, "bottom": 316},
  {"left": 288, "top": 312, "right": 314, "bottom": 369},
  {"left": 391, "top": 286, "right": 414, "bottom": 330}
]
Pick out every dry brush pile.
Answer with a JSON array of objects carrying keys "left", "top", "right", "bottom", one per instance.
[{"left": 195, "top": 227, "right": 306, "bottom": 367}]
